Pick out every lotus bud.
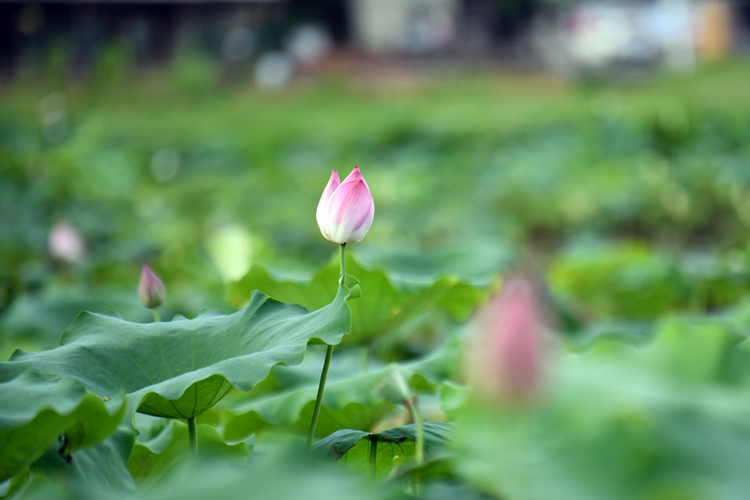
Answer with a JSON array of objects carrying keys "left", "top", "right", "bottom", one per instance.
[
  {"left": 48, "top": 221, "right": 85, "bottom": 264},
  {"left": 316, "top": 166, "right": 374, "bottom": 244},
  {"left": 371, "top": 365, "right": 411, "bottom": 406},
  {"left": 138, "top": 264, "right": 165, "bottom": 309},
  {"left": 468, "top": 276, "right": 547, "bottom": 405}
]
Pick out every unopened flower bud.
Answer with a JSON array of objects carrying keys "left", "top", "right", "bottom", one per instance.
[
  {"left": 316, "top": 166, "right": 374, "bottom": 244},
  {"left": 468, "top": 276, "right": 547, "bottom": 405},
  {"left": 48, "top": 221, "right": 85, "bottom": 264},
  {"left": 138, "top": 264, "right": 165, "bottom": 309}
]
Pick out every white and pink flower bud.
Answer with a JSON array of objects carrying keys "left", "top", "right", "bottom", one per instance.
[
  {"left": 316, "top": 166, "right": 374, "bottom": 244},
  {"left": 138, "top": 264, "right": 165, "bottom": 309},
  {"left": 468, "top": 277, "right": 548, "bottom": 405},
  {"left": 48, "top": 221, "right": 85, "bottom": 264}
]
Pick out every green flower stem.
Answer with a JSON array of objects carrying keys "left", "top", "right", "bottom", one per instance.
[
  {"left": 307, "top": 244, "right": 346, "bottom": 448},
  {"left": 407, "top": 400, "right": 424, "bottom": 466},
  {"left": 187, "top": 417, "right": 197, "bottom": 455},
  {"left": 339, "top": 242, "right": 346, "bottom": 284},
  {"left": 152, "top": 308, "right": 161, "bottom": 323}
]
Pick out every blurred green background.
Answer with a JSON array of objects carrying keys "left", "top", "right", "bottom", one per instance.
[{"left": 3, "top": 60, "right": 750, "bottom": 357}]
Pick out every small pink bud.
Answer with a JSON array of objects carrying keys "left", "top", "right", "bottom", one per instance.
[
  {"left": 48, "top": 221, "right": 85, "bottom": 264},
  {"left": 316, "top": 166, "right": 374, "bottom": 244},
  {"left": 138, "top": 264, "right": 165, "bottom": 309},
  {"left": 468, "top": 277, "right": 547, "bottom": 405}
]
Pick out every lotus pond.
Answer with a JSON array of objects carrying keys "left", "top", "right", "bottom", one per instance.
[{"left": 3, "top": 62, "right": 750, "bottom": 499}]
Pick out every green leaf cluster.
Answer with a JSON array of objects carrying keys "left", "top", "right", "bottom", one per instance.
[{"left": 227, "top": 253, "right": 492, "bottom": 345}]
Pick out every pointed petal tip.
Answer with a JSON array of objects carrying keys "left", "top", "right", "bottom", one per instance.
[
  {"left": 343, "top": 166, "right": 365, "bottom": 184},
  {"left": 329, "top": 169, "right": 341, "bottom": 185}
]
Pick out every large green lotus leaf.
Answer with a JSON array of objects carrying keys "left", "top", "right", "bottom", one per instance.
[
  {"left": 356, "top": 245, "right": 506, "bottom": 319},
  {"left": 30, "top": 428, "right": 135, "bottom": 494},
  {"left": 313, "top": 422, "right": 456, "bottom": 480},
  {"left": 233, "top": 345, "right": 372, "bottom": 399},
  {"left": 354, "top": 244, "right": 511, "bottom": 290},
  {"left": 389, "top": 456, "right": 458, "bottom": 486},
  {"left": 582, "top": 315, "right": 750, "bottom": 385},
  {"left": 222, "top": 339, "right": 458, "bottom": 441},
  {"left": 0, "top": 372, "right": 126, "bottom": 481},
  {"left": 128, "top": 418, "right": 248, "bottom": 484},
  {"left": 640, "top": 318, "right": 738, "bottom": 382},
  {"left": 227, "top": 253, "right": 490, "bottom": 345},
  {"left": 225, "top": 398, "right": 393, "bottom": 443},
  {"left": 0, "top": 286, "right": 352, "bottom": 421}
]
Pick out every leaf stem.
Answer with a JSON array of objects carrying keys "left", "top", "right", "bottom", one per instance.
[
  {"left": 187, "top": 417, "right": 197, "bottom": 455},
  {"left": 307, "top": 344, "right": 334, "bottom": 448},
  {"left": 359, "top": 346, "right": 368, "bottom": 372},
  {"left": 152, "top": 308, "right": 161, "bottom": 323},
  {"left": 369, "top": 435, "right": 378, "bottom": 478},
  {"left": 407, "top": 400, "right": 424, "bottom": 466}
]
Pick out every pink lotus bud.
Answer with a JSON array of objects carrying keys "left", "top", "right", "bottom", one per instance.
[
  {"left": 316, "top": 166, "right": 374, "bottom": 244},
  {"left": 48, "top": 221, "right": 85, "bottom": 264},
  {"left": 468, "top": 277, "right": 547, "bottom": 405},
  {"left": 138, "top": 264, "right": 165, "bottom": 309}
]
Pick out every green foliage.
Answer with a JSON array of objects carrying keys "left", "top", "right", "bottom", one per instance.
[
  {"left": 1, "top": 286, "right": 352, "bottom": 421},
  {"left": 31, "top": 429, "right": 136, "bottom": 493},
  {"left": 371, "top": 366, "right": 412, "bottom": 405},
  {"left": 228, "top": 254, "right": 490, "bottom": 345},
  {"left": 17, "top": 440, "right": 409, "bottom": 500},
  {"left": 0, "top": 372, "right": 125, "bottom": 481},
  {"left": 550, "top": 242, "right": 750, "bottom": 320},
  {"left": 128, "top": 417, "right": 248, "bottom": 484},
  {"left": 453, "top": 321, "right": 750, "bottom": 500},
  {"left": 0, "top": 288, "right": 152, "bottom": 354},
  {"left": 4, "top": 63, "right": 750, "bottom": 499},
  {"left": 439, "top": 382, "right": 469, "bottom": 422},
  {"left": 222, "top": 339, "right": 458, "bottom": 441},
  {"left": 313, "top": 422, "right": 455, "bottom": 479}
]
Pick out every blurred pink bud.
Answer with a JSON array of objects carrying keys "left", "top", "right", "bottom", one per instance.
[
  {"left": 316, "top": 166, "right": 374, "bottom": 244},
  {"left": 138, "top": 264, "right": 165, "bottom": 309},
  {"left": 48, "top": 221, "right": 85, "bottom": 264},
  {"left": 469, "top": 277, "right": 547, "bottom": 405}
]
